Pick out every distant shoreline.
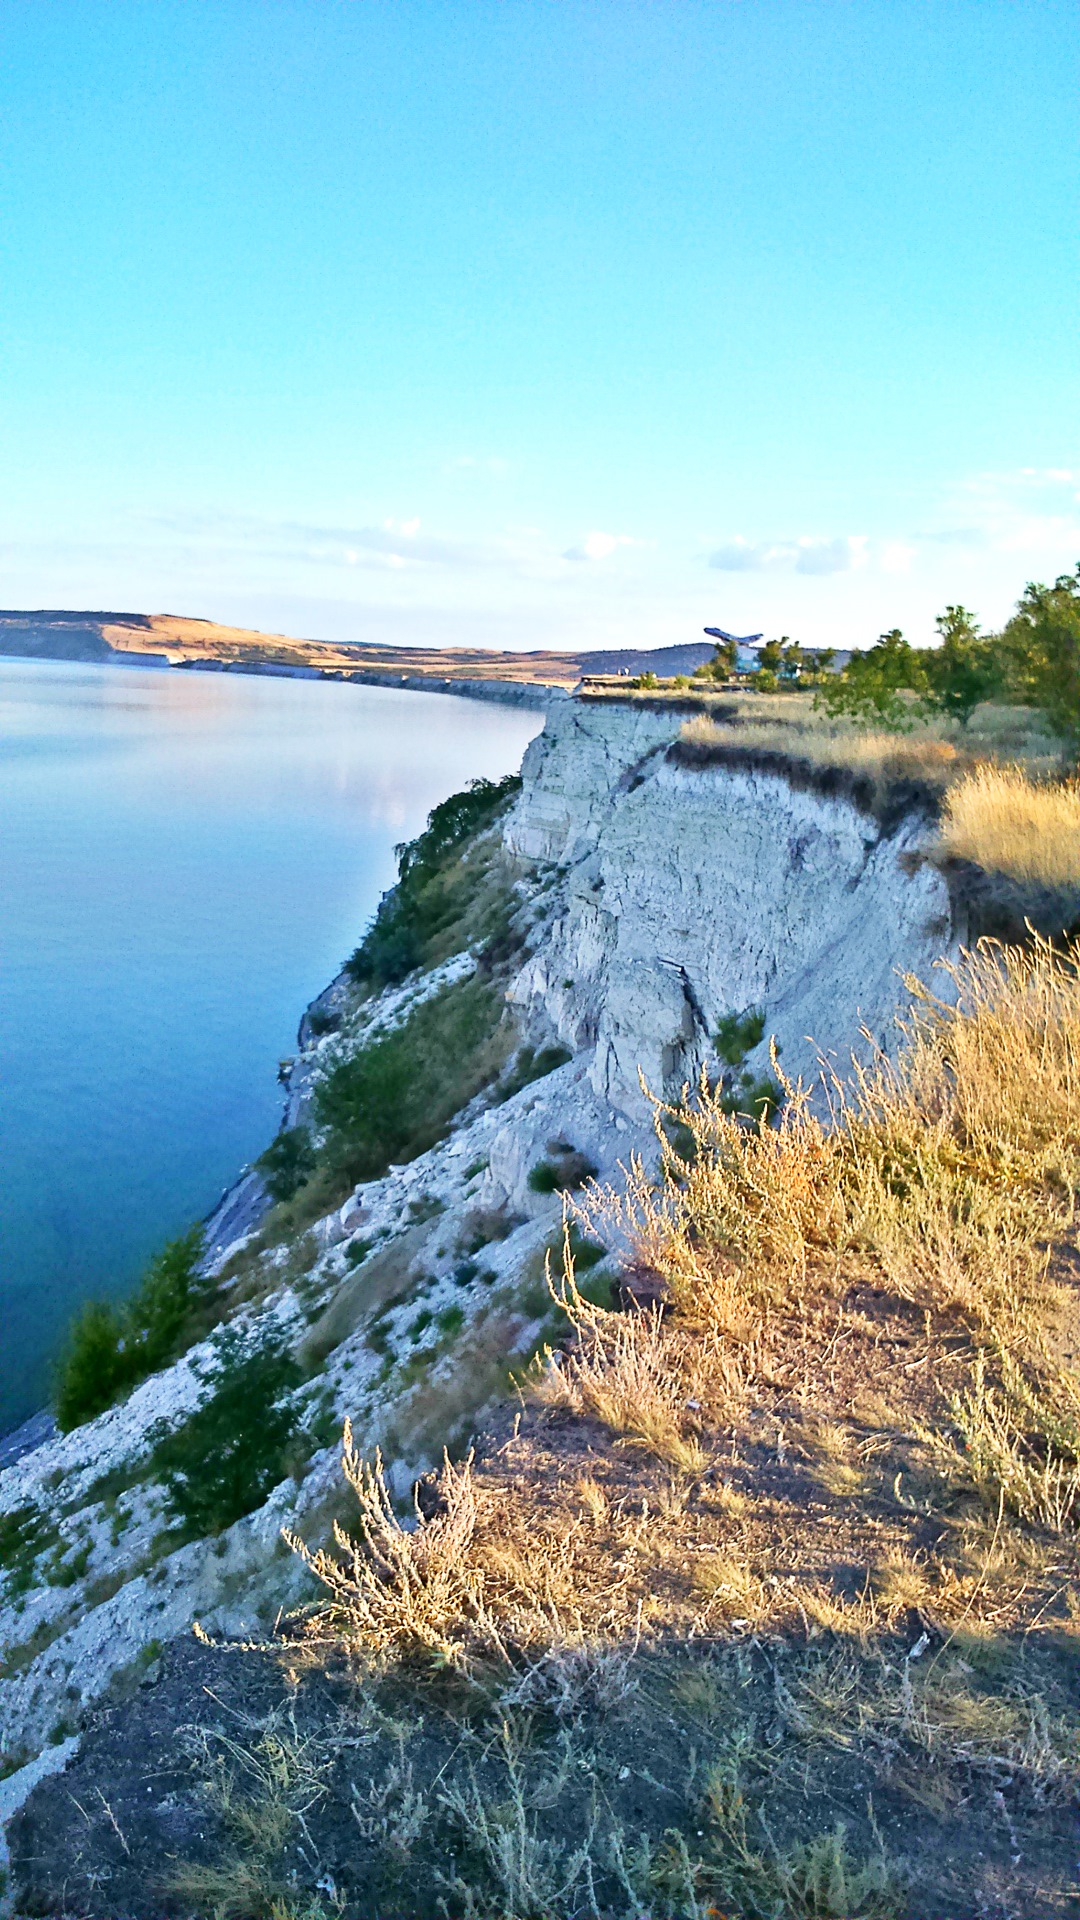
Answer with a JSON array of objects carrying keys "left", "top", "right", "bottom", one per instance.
[
  {"left": 0, "top": 641, "right": 566, "bottom": 711},
  {"left": 0, "top": 609, "right": 715, "bottom": 697}
]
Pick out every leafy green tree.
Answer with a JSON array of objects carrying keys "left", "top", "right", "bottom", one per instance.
[
  {"left": 921, "top": 605, "right": 1003, "bottom": 727},
  {"left": 149, "top": 1328, "right": 301, "bottom": 1536},
  {"left": 54, "top": 1300, "right": 131, "bottom": 1431},
  {"left": 54, "top": 1228, "right": 208, "bottom": 1431},
  {"left": 693, "top": 637, "right": 737, "bottom": 682},
  {"left": 1000, "top": 567, "right": 1080, "bottom": 742},
  {"left": 256, "top": 1125, "right": 316, "bottom": 1203},
  {"left": 817, "top": 629, "right": 926, "bottom": 728},
  {"left": 127, "top": 1227, "right": 207, "bottom": 1370}
]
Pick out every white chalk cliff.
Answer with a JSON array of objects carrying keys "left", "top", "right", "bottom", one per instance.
[{"left": 0, "top": 694, "right": 955, "bottom": 1819}]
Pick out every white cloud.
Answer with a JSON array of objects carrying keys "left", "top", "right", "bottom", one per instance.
[
  {"left": 708, "top": 534, "right": 867, "bottom": 576},
  {"left": 931, "top": 466, "right": 1080, "bottom": 557},
  {"left": 562, "top": 529, "right": 637, "bottom": 563}
]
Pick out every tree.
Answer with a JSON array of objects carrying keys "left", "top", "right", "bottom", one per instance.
[
  {"left": 54, "top": 1300, "right": 131, "bottom": 1431},
  {"left": 921, "top": 605, "right": 1003, "bottom": 727},
  {"left": 999, "top": 567, "right": 1080, "bottom": 742},
  {"left": 149, "top": 1328, "right": 301, "bottom": 1536},
  {"left": 127, "top": 1228, "right": 207, "bottom": 1370},
  {"left": 53, "top": 1227, "right": 208, "bottom": 1430},
  {"left": 257, "top": 1125, "right": 315, "bottom": 1203},
  {"left": 693, "top": 637, "right": 736, "bottom": 682},
  {"left": 817, "top": 629, "right": 926, "bottom": 727}
]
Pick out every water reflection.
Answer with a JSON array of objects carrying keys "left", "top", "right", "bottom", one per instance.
[{"left": 0, "top": 658, "right": 541, "bottom": 1429}]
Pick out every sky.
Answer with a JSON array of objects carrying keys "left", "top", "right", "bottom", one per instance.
[{"left": 0, "top": 0, "right": 1076, "bottom": 654}]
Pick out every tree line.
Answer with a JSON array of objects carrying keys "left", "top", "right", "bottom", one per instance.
[{"left": 699, "top": 565, "right": 1080, "bottom": 741}]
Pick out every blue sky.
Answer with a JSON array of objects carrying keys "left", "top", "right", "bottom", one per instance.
[{"left": 0, "top": 1, "right": 1075, "bottom": 653}]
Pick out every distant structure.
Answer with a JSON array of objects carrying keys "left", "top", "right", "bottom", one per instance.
[{"left": 703, "top": 625, "right": 764, "bottom": 673}]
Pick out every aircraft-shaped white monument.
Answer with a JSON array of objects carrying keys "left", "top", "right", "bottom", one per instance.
[{"left": 703, "top": 626, "right": 764, "bottom": 672}]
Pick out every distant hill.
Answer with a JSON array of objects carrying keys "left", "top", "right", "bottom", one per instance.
[{"left": 0, "top": 611, "right": 714, "bottom": 687}]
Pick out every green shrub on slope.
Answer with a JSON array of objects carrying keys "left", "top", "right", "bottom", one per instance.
[
  {"left": 149, "top": 1328, "right": 301, "bottom": 1536},
  {"left": 314, "top": 973, "right": 511, "bottom": 1187},
  {"left": 345, "top": 774, "right": 521, "bottom": 991},
  {"left": 54, "top": 1227, "right": 209, "bottom": 1431}
]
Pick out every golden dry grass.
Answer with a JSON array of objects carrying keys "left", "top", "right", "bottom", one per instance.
[
  {"left": 680, "top": 709, "right": 969, "bottom": 788},
  {"left": 936, "top": 762, "right": 1080, "bottom": 888},
  {"left": 277, "top": 934, "right": 1080, "bottom": 1916},
  {"left": 675, "top": 695, "right": 1070, "bottom": 819}
]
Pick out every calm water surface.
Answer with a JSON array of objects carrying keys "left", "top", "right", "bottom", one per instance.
[{"left": 0, "top": 659, "right": 541, "bottom": 1430}]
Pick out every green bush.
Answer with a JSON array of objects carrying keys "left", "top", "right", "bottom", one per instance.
[
  {"left": 496, "top": 1042, "right": 572, "bottom": 1102},
  {"left": 149, "top": 1328, "right": 301, "bottom": 1536},
  {"left": 566, "top": 1224, "right": 606, "bottom": 1273},
  {"left": 528, "top": 1146, "right": 598, "bottom": 1195},
  {"left": 722, "top": 1070, "right": 784, "bottom": 1125},
  {"left": 54, "top": 1300, "right": 131, "bottom": 1431},
  {"left": 346, "top": 774, "right": 521, "bottom": 990},
  {"left": 256, "top": 1125, "right": 316, "bottom": 1203},
  {"left": 54, "top": 1228, "right": 209, "bottom": 1431},
  {"left": 714, "top": 1008, "right": 765, "bottom": 1067},
  {"left": 314, "top": 974, "right": 509, "bottom": 1186},
  {"left": 0, "top": 1505, "right": 51, "bottom": 1597}
]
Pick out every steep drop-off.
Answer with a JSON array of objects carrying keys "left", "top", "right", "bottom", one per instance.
[{"left": 0, "top": 695, "right": 960, "bottom": 1822}]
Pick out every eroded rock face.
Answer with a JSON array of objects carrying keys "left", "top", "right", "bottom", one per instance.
[
  {"left": 507, "top": 701, "right": 954, "bottom": 1113},
  {"left": 0, "top": 695, "right": 955, "bottom": 1784}
]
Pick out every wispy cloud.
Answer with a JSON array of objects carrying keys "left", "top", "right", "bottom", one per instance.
[
  {"left": 934, "top": 466, "right": 1080, "bottom": 557},
  {"left": 145, "top": 508, "right": 501, "bottom": 573},
  {"left": 562, "top": 530, "right": 637, "bottom": 563},
  {"left": 708, "top": 534, "right": 868, "bottom": 576}
]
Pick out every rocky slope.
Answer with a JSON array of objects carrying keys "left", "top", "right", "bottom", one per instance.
[{"left": 0, "top": 693, "right": 958, "bottom": 1861}]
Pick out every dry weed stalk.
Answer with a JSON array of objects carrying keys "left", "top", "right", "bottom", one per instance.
[
  {"left": 284, "top": 1421, "right": 511, "bottom": 1673},
  {"left": 945, "top": 1354, "right": 1080, "bottom": 1534},
  {"left": 535, "top": 1247, "right": 743, "bottom": 1471}
]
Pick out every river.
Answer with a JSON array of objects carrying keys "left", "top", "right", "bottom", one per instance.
[{"left": 0, "top": 657, "right": 541, "bottom": 1432}]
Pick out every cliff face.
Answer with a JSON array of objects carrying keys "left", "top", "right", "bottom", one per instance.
[
  {"left": 507, "top": 700, "right": 953, "bottom": 1113},
  {"left": 0, "top": 696, "right": 957, "bottom": 1811}
]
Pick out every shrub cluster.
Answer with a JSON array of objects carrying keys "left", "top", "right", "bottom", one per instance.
[
  {"left": 313, "top": 974, "right": 510, "bottom": 1188},
  {"left": 148, "top": 1327, "right": 302, "bottom": 1536},
  {"left": 346, "top": 773, "right": 521, "bottom": 991},
  {"left": 54, "top": 1228, "right": 210, "bottom": 1432},
  {"left": 256, "top": 1124, "right": 315, "bottom": 1203},
  {"left": 817, "top": 575, "right": 1080, "bottom": 738}
]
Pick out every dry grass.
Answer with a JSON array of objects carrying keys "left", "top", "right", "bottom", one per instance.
[
  {"left": 170, "top": 1706, "right": 330, "bottom": 1918},
  {"left": 532, "top": 1291, "right": 739, "bottom": 1475},
  {"left": 680, "top": 708, "right": 970, "bottom": 787},
  {"left": 269, "top": 934, "right": 1080, "bottom": 1916},
  {"left": 674, "top": 697, "right": 1071, "bottom": 844},
  {"left": 580, "top": 934, "right": 1079, "bottom": 1352},
  {"left": 936, "top": 762, "right": 1080, "bottom": 888},
  {"left": 284, "top": 1425, "right": 514, "bottom": 1675}
]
